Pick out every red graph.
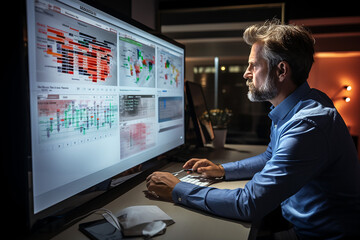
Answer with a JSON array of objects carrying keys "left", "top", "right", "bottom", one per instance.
[{"left": 45, "top": 24, "right": 115, "bottom": 83}]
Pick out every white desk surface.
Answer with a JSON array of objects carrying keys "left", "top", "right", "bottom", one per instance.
[{"left": 52, "top": 144, "right": 267, "bottom": 240}]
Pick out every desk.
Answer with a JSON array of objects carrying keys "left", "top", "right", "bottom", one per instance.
[{"left": 52, "top": 144, "right": 267, "bottom": 240}]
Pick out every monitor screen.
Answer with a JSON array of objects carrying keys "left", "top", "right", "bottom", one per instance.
[
  {"left": 185, "top": 81, "right": 214, "bottom": 147},
  {"left": 26, "top": 0, "right": 184, "bottom": 220}
]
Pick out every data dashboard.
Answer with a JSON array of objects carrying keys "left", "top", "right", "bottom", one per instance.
[{"left": 26, "top": 0, "right": 185, "bottom": 214}]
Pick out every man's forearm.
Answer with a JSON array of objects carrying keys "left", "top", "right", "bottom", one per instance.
[{"left": 222, "top": 151, "right": 270, "bottom": 180}]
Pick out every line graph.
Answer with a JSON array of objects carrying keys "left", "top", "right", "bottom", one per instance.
[{"left": 37, "top": 94, "right": 118, "bottom": 143}]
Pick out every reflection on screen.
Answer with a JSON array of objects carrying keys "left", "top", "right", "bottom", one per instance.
[{"left": 27, "top": 0, "right": 184, "bottom": 213}]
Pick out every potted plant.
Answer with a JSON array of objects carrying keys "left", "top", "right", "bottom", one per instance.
[{"left": 201, "top": 108, "right": 232, "bottom": 148}]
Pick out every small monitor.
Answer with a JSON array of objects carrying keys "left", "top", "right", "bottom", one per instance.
[{"left": 185, "top": 81, "right": 215, "bottom": 147}]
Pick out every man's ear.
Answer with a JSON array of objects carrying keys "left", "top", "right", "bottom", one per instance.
[{"left": 277, "top": 61, "right": 290, "bottom": 82}]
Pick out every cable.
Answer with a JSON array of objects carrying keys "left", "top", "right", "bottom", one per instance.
[{"left": 65, "top": 208, "right": 121, "bottom": 231}]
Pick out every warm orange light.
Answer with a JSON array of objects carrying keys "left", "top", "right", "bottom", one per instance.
[
  {"left": 315, "top": 52, "right": 360, "bottom": 58},
  {"left": 344, "top": 97, "right": 351, "bottom": 102}
]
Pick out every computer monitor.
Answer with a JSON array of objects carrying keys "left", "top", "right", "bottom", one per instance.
[
  {"left": 24, "top": 0, "right": 185, "bottom": 231},
  {"left": 185, "top": 81, "right": 215, "bottom": 147}
]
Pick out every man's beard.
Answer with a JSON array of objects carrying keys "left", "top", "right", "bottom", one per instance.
[{"left": 246, "top": 73, "right": 278, "bottom": 102}]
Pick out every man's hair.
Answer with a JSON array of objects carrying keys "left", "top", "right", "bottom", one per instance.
[{"left": 243, "top": 19, "right": 315, "bottom": 86}]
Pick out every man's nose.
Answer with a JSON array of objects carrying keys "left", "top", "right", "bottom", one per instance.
[{"left": 243, "top": 69, "right": 252, "bottom": 80}]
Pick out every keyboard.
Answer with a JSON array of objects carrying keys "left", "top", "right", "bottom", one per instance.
[{"left": 179, "top": 174, "right": 217, "bottom": 187}]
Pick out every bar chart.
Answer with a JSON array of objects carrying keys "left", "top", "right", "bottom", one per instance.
[{"left": 35, "top": 6, "right": 117, "bottom": 85}]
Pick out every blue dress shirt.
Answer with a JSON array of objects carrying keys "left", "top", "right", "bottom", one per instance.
[{"left": 172, "top": 82, "right": 360, "bottom": 239}]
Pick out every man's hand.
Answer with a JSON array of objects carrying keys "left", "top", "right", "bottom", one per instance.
[
  {"left": 146, "top": 172, "right": 180, "bottom": 202},
  {"left": 183, "top": 158, "right": 225, "bottom": 178}
]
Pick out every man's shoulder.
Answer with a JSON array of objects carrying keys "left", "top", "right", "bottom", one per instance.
[{"left": 289, "top": 89, "right": 339, "bottom": 130}]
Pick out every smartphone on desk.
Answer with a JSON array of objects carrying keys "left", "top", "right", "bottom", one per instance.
[{"left": 79, "top": 219, "right": 123, "bottom": 240}]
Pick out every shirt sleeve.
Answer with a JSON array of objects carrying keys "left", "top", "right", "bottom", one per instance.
[
  {"left": 222, "top": 144, "right": 272, "bottom": 180},
  {"left": 172, "top": 119, "right": 327, "bottom": 222}
]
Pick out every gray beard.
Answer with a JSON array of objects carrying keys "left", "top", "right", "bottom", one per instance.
[{"left": 246, "top": 75, "right": 278, "bottom": 102}]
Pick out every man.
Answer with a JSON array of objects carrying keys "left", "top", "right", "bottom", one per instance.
[{"left": 146, "top": 20, "right": 360, "bottom": 239}]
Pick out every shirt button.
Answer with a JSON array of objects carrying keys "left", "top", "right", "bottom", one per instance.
[
  {"left": 274, "top": 124, "right": 277, "bottom": 128},
  {"left": 178, "top": 197, "right": 182, "bottom": 202}
]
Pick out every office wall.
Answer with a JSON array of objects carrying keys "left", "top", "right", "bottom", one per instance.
[
  {"left": 132, "top": 0, "right": 158, "bottom": 30},
  {"left": 307, "top": 53, "right": 360, "bottom": 159}
]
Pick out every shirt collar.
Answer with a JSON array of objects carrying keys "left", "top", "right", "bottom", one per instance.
[{"left": 268, "top": 81, "right": 311, "bottom": 124}]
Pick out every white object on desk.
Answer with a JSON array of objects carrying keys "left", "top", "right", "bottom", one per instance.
[{"left": 117, "top": 205, "right": 174, "bottom": 237}]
